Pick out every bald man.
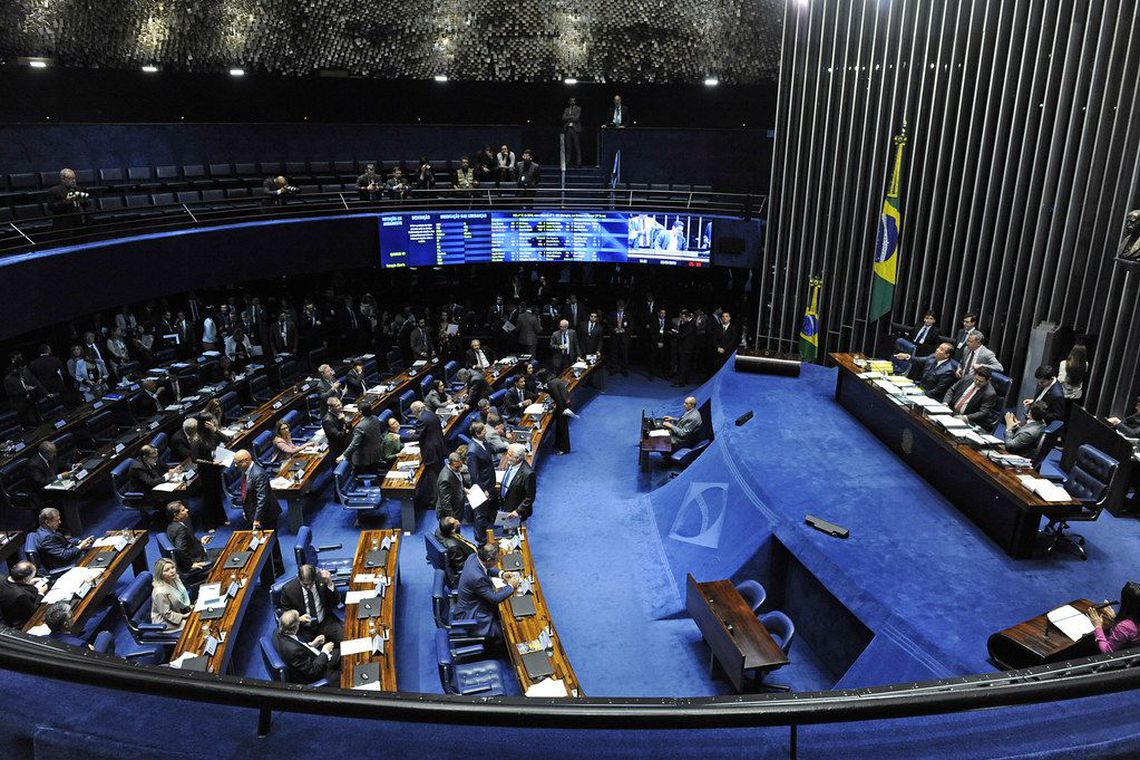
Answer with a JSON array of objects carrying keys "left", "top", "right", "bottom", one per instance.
[
  {"left": 234, "top": 449, "right": 283, "bottom": 576},
  {"left": 663, "top": 397, "right": 702, "bottom": 448}
]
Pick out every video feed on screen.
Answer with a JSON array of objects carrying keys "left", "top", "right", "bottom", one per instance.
[{"left": 626, "top": 213, "right": 712, "bottom": 266}]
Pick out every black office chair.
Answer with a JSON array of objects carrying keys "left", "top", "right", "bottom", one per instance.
[
  {"left": 1042, "top": 444, "right": 1117, "bottom": 560},
  {"left": 430, "top": 569, "right": 491, "bottom": 657}
]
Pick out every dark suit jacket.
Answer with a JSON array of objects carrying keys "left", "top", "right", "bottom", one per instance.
[
  {"left": 45, "top": 183, "right": 90, "bottom": 228},
  {"left": 466, "top": 439, "right": 496, "bottom": 503},
  {"left": 322, "top": 411, "right": 351, "bottom": 456},
  {"left": 911, "top": 323, "right": 940, "bottom": 353},
  {"left": 549, "top": 328, "right": 580, "bottom": 359},
  {"left": 25, "top": 454, "right": 58, "bottom": 489},
  {"left": 1032, "top": 381, "right": 1067, "bottom": 423},
  {"left": 607, "top": 104, "right": 631, "bottom": 127},
  {"left": 34, "top": 526, "right": 83, "bottom": 570},
  {"left": 0, "top": 578, "right": 43, "bottom": 627},
  {"left": 128, "top": 459, "right": 166, "bottom": 494},
  {"left": 435, "top": 466, "right": 465, "bottom": 521},
  {"left": 418, "top": 409, "right": 447, "bottom": 466},
  {"left": 500, "top": 461, "right": 536, "bottom": 520},
  {"left": 436, "top": 530, "right": 475, "bottom": 586},
  {"left": 169, "top": 429, "right": 192, "bottom": 461},
  {"left": 1005, "top": 419, "right": 1047, "bottom": 456},
  {"left": 912, "top": 355, "right": 960, "bottom": 399},
  {"left": 342, "top": 415, "right": 384, "bottom": 467},
  {"left": 272, "top": 629, "right": 332, "bottom": 683},
  {"left": 944, "top": 378, "right": 1000, "bottom": 428},
  {"left": 166, "top": 519, "right": 209, "bottom": 573},
  {"left": 453, "top": 553, "right": 513, "bottom": 637},
  {"left": 279, "top": 576, "right": 340, "bottom": 627},
  {"left": 714, "top": 322, "right": 742, "bottom": 353},
  {"left": 242, "top": 462, "right": 281, "bottom": 528},
  {"left": 29, "top": 355, "right": 66, "bottom": 395},
  {"left": 580, "top": 321, "right": 605, "bottom": 355},
  {"left": 344, "top": 371, "right": 367, "bottom": 400},
  {"left": 503, "top": 386, "right": 529, "bottom": 418},
  {"left": 560, "top": 303, "right": 585, "bottom": 327},
  {"left": 464, "top": 347, "right": 495, "bottom": 369}
]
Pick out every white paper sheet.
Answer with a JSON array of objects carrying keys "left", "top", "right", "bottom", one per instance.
[
  {"left": 467, "top": 484, "right": 488, "bottom": 508},
  {"left": 345, "top": 590, "right": 379, "bottom": 605},
  {"left": 340, "top": 637, "right": 376, "bottom": 656},
  {"left": 1047, "top": 605, "right": 1097, "bottom": 642},
  {"left": 525, "top": 678, "right": 569, "bottom": 698}
]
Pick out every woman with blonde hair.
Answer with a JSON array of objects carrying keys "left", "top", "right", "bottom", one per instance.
[{"left": 151, "top": 557, "right": 192, "bottom": 631}]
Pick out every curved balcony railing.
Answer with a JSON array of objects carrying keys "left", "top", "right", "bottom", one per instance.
[{"left": 0, "top": 187, "right": 764, "bottom": 257}]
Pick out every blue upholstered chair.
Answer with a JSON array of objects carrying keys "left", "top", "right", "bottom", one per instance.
[
  {"left": 424, "top": 532, "right": 448, "bottom": 574},
  {"left": 23, "top": 532, "right": 73, "bottom": 579},
  {"left": 293, "top": 525, "right": 352, "bottom": 579},
  {"left": 114, "top": 572, "right": 181, "bottom": 656},
  {"left": 111, "top": 459, "right": 151, "bottom": 525},
  {"left": 259, "top": 636, "right": 328, "bottom": 687},
  {"left": 735, "top": 580, "right": 767, "bottom": 614},
  {"left": 252, "top": 430, "right": 280, "bottom": 472},
  {"left": 435, "top": 629, "right": 509, "bottom": 695},
  {"left": 333, "top": 460, "right": 384, "bottom": 515},
  {"left": 444, "top": 360, "right": 459, "bottom": 383},
  {"left": 760, "top": 611, "right": 795, "bottom": 656},
  {"left": 1031, "top": 420, "right": 1066, "bottom": 472},
  {"left": 893, "top": 337, "right": 916, "bottom": 376},
  {"left": 398, "top": 389, "right": 418, "bottom": 423},
  {"left": 1042, "top": 444, "right": 1117, "bottom": 560}
]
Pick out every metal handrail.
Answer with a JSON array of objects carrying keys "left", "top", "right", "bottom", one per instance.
[{"left": 0, "top": 187, "right": 756, "bottom": 257}]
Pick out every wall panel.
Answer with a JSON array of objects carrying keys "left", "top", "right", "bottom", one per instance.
[{"left": 762, "top": 0, "right": 1140, "bottom": 415}]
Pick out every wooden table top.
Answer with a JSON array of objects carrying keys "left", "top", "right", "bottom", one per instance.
[
  {"left": 222, "top": 381, "right": 320, "bottom": 453},
  {"left": 23, "top": 529, "right": 148, "bottom": 632},
  {"left": 170, "top": 529, "right": 275, "bottom": 674},
  {"left": 496, "top": 527, "right": 582, "bottom": 697},
  {"left": 831, "top": 353, "right": 1079, "bottom": 509},
  {"left": 496, "top": 360, "right": 602, "bottom": 469},
  {"left": 988, "top": 598, "right": 1097, "bottom": 668},
  {"left": 339, "top": 529, "right": 400, "bottom": 691},
  {"left": 687, "top": 575, "right": 789, "bottom": 672}
]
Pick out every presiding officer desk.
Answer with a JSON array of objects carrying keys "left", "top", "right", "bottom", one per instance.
[
  {"left": 339, "top": 529, "right": 400, "bottom": 691},
  {"left": 23, "top": 529, "right": 148, "bottom": 634},
  {"left": 495, "top": 527, "right": 582, "bottom": 698},
  {"left": 170, "top": 529, "right": 277, "bottom": 674},
  {"left": 831, "top": 353, "right": 1078, "bottom": 559}
]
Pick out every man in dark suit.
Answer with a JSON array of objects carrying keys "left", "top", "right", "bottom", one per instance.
[
  {"left": 502, "top": 376, "right": 532, "bottom": 422},
  {"left": 26, "top": 441, "right": 60, "bottom": 493},
  {"left": 4, "top": 352, "right": 43, "bottom": 428},
  {"left": 323, "top": 397, "right": 352, "bottom": 457},
  {"left": 127, "top": 445, "right": 176, "bottom": 507},
  {"left": 1107, "top": 396, "right": 1140, "bottom": 439},
  {"left": 712, "top": 311, "right": 742, "bottom": 366},
  {"left": 34, "top": 507, "right": 93, "bottom": 570},
  {"left": 465, "top": 339, "right": 494, "bottom": 371},
  {"left": 272, "top": 609, "right": 339, "bottom": 684},
  {"left": 29, "top": 344, "right": 67, "bottom": 398},
  {"left": 316, "top": 364, "right": 344, "bottom": 402},
  {"left": 549, "top": 319, "right": 581, "bottom": 373},
  {"left": 280, "top": 564, "right": 343, "bottom": 644},
  {"left": 674, "top": 311, "right": 698, "bottom": 387},
  {"left": 269, "top": 313, "right": 298, "bottom": 357},
  {"left": 545, "top": 372, "right": 572, "bottom": 454},
  {"left": 45, "top": 168, "right": 91, "bottom": 231},
  {"left": 605, "top": 95, "right": 629, "bottom": 128},
  {"left": 1021, "top": 364, "right": 1066, "bottom": 423},
  {"left": 515, "top": 305, "right": 542, "bottom": 357},
  {"left": 1004, "top": 403, "right": 1049, "bottom": 456},
  {"left": 466, "top": 421, "right": 497, "bottom": 535},
  {"left": 412, "top": 401, "right": 447, "bottom": 509},
  {"left": 337, "top": 405, "right": 383, "bottom": 473},
  {"left": 647, "top": 307, "right": 670, "bottom": 380},
  {"left": 944, "top": 365, "right": 1000, "bottom": 429},
  {"left": 344, "top": 361, "right": 368, "bottom": 401},
  {"left": 909, "top": 310, "right": 941, "bottom": 356},
  {"left": 435, "top": 453, "right": 466, "bottom": 523},
  {"left": 607, "top": 301, "right": 632, "bottom": 376},
  {"left": 580, "top": 311, "right": 605, "bottom": 357},
  {"left": 134, "top": 379, "right": 164, "bottom": 419},
  {"left": 0, "top": 560, "right": 47, "bottom": 628},
  {"left": 409, "top": 319, "right": 435, "bottom": 361},
  {"left": 453, "top": 544, "right": 519, "bottom": 640},
  {"left": 234, "top": 450, "right": 283, "bottom": 576},
  {"left": 561, "top": 295, "right": 585, "bottom": 329},
  {"left": 434, "top": 516, "right": 477, "bottom": 587},
  {"left": 262, "top": 175, "right": 298, "bottom": 208},
  {"left": 895, "top": 342, "right": 959, "bottom": 399},
  {"left": 500, "top": 443, "right": 536, "bottom": 523},
  {"left": 953, "top": 313, "right": 979, "bottom": 361},
  {"left": 164, "top": 501, "right": 216, "bottom": 577}
]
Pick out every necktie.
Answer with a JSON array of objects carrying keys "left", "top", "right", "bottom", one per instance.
[
  {"left": 562, "top": 332, "right": 568, "bottom": 353},
  {"left": 306, "top": 586, "right": 319, "bottom": 621},
  {"left": 963, "top": 350, "right": 975, "bottom": 375},
  {"left": 501, "top": 466, "right": 514, "bottom": 499},
  {"left": 917, "top": 325, "right": 928, "bottom": 343},
  {"left": 955, "top": 384, "right": 979, "bottom": 414},
  {"left": 241, "top": 474, "right": 248, "bottom": 503}
]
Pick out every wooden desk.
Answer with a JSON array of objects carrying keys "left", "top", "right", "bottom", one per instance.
[
  {"left": 169, "top": 529, "right": 276, "bottom": 674},
  {"left": 221, "top": 381, "right": 320, "bottom": 453},
  {"left": 0, "top": 531, "right": 23, "bottom": 574},
  {"left": 832, "top": 353, "right": 1078, "bottom": 559},
  {"left": 987, "top": 598, "right": 1099, "bottom": 670},
  {"left": 639, "top": 409, "right": 673, "bottom": 470},
  {"left": 685, "top": 573, "right": 789, "bottom": 693},
  {"left": 339, "top": 529, "right": 400, "bottom": 691},
  {"left": 23, "top": 529, "right": 149, "bottom": 633},
  {"left": 496, "top": 527, "right": 583, "bottom": 697}
]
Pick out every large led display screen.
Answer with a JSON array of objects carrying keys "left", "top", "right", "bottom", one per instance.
[{"left": 379, "top": 211, "right": 712, "bottom": 268}]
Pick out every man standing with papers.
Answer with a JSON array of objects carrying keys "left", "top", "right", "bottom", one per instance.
[{"left": 467, "top": 422, "right": 498, "bottom": 538}]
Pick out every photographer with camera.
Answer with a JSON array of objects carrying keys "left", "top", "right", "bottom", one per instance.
[
  {"left": 262, "top": 174, "right": 300, "bottom": 208},
  {"left": 46, "top": 168, "right": 91, "bottom": 231}
]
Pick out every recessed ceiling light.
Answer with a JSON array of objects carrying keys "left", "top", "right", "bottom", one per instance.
[
  {"left": 564, "top": 77, "right": 578, "bottom": 85},
  {"left": 142, "top": 65, "right": 159, "bottom": 73},
  {"left": 28, "top": 60, "right": 48, "bottom": 69},
  {"left": 704, "top": 77, "right": 719, "bottom": 86},
  {"left": 229, "top": 68, "right": 245, "bottom": 77},
  {"left": 434, "top": 74, "right": 448, "bottom": 82}
]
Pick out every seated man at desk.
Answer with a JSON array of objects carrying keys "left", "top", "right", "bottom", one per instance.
[
  {"left": 272, "top": 609, "right": 339, "bottom": 684},
  {"left": 280, "top": 564, "right": 343, "bottom": 644},
  {"left": 663, "top": 396, "right": 702, "bottom": 448},
  {"left": 503, "top": 375, "right": 533, "bottom": 422},
  {"left": 1088, "top": 581, "right": 1140, "bottom": 653},
  {"left": 1107, "top": 396, "right": 1140, "bottom": 439},
  {"left": 1021, "top": 364, "right": 1066, "bottom": 423},
  {"left": 165, "top": 501, "right": 218, "bottom": 580},
  {"left": 39, "top": 602, "right": 90, "bottom": 648},
  {"left": 894, "top": 341, "right": 959, "bottom": 399},
  {"left": 316, "top": 364, "right": 344, "bottom": 402},
  {"left": 0, "top": 560, "right": 47, "bottom": 628},
  {"left": 35, "top": 507, "right": 93, "bottom": 570},
  {"left": 128, "top": 445, "right": 179, "bottom": 505},
  {"left": 1004, "top": 403, "right": 1048, "bottom": 456},
  {"left": 435, "top": 516, "right": 477, "bottom": 587},
  {"left": 944, "top": 365, "right": 999, "bottom": 428},
  {"left": 454, "top": 543, "right": 520, "bottom": 640},
  {"left": 26, "top": 441, "right": 61, "bottom": 492}
]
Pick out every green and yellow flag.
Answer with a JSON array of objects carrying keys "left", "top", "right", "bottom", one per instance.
[
  {"left": 799, "top": 276, "right": 823, "bottom": 362},
  {"left": 869, "top": 126, "right": 908, "bottom": 322}
]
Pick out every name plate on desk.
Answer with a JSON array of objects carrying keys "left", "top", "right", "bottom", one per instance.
[
  {"left": 92, "top": 401, "right": 104, "bottom": 410},
  {"left": 54, "top": 420, "right": 67, "bottom": 430}
]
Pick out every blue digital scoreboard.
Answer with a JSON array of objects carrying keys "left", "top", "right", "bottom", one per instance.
[{"left": 379, "top": 210, "right": 712, "bottom": 268}]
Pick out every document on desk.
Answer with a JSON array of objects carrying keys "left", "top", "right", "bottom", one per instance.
[
  {"left": 1047, "top": 605, "right": 1096, "bottom": 641},
  {"left": 930, "top": 415, "right": 971, "bottom": 430},
  {"left": 153, "top": 481, "right": 182, "bottom": 492},
  {"left": 467, "top": 484, "right": 488, "bottom": 508},
  {"left": 1017, "top": 475, "right": 1072, "bottom": 502},
  {"left": 270, "top": 476, "right": 294, "bottom": 490},
  {"left": 345, "top": 590, "right": 379, "bottom": 605},
  {"left": 340, "top": 637, "right": 377, "bottom": 656},
  {"left": 525, "top": 678, "right": 569, "bottom": 698},
  {"left": 26, "top": 623, "right": 51, "bottom": 637},
  {"left": 495, "top": 511, "right": 521, "bottom": 529},
  {"left": 523, "top": 403, "right": 546, "bottom": 416},
  {"left": 648, "top": 429, "right": 670, "bottom": 438},
  {"left": 400, "top": 443, "right": 420, "bottom": 455},
  {"left": 43, "top": 566, "right": 104, "bottom": 604},
  {"left": 491, "top": 576, "right": 507, "bottom": 590},
  {"left": 92, "top": 534, "right": 130, "bottom": 551}
]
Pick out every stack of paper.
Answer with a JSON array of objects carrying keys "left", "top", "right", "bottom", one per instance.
[
  {"left": 1017, "top": 475, "right": 1072, "bottom": 502},
  {"left": 270, "top": 476, "right": 294, "bottom": 489},
  {"left": 42, "top": 566, "right": 104, "bottom": 604},
  {"left": 1047, "top": 605, "right": 1096, "bottom": 642},
  {"left": 401, "top": 443, "right": 420, "bottom": 455},
  {"left": 396, "top": 458, "right": 420, "bottom": 472},
  {"left": 930, "top": 415, "right": 971, "bottom": 431},
  {"left": 856, "top": 371, "right": 886, "bottom": 380},
  {"left": 525, "top": 678, "right": 569, "bottom": 698},
  {"left": 523, "top": 403, "right": 546, "bottom": 416},
  {"left": 92, "top": 534, "right": 129, "bottom": 552},
  {"left": 571, "top": 361, "right": 589, "bottom": 371},
  {"left": 648, "top": 429, "right": 670, "bottom": 438}
]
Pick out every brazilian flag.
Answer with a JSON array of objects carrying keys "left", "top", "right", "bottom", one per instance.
[
  {"left": 869, "top": 126, "right": 908, "bottom": 322},
  {"left": 799, "top": 277, "right": 822, "bottom": 362}
]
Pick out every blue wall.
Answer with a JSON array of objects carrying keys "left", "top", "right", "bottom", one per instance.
[{"left": 600, "top": 128, "right": 772, "bottom": 192}]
